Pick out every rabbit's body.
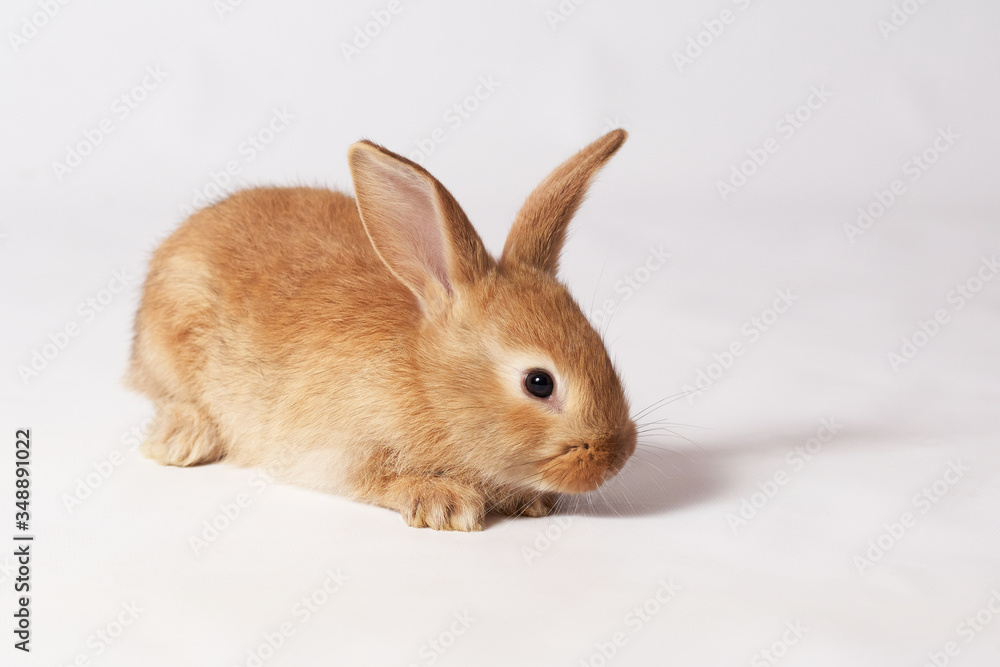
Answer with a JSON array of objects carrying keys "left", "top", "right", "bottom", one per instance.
[
  {"left": 129, "top": 132, "right": 636, "bottom": 530},
  {"left": 129, "top": 188, "right": 411, "bottom": 489}
]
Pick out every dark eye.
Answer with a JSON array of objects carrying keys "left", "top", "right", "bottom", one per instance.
[{"left": 525, "top": 371, "right": 554, "bottom": 399}]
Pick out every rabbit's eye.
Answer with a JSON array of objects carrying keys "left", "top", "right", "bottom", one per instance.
[{"left": 524, "top": 371, "right": 554, "bottom": 399}]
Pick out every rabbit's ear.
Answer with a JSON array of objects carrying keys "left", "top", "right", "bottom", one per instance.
[
  {"left": 501, "top": 130, "right": 626, "bottom": 275},
  {"left": 348, "top": 141, "right": 493, "bottom": 310}
]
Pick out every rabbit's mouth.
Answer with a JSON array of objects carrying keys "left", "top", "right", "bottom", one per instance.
[{"left": 535, "top": 433, "right": 635, "bottom": 494}]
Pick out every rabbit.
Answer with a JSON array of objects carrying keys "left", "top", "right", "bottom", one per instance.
[{"left": 126, "top": 129, "right": 636, "bottom": 531}]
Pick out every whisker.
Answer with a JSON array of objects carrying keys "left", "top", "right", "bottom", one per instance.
[
  {"left": 631, "top": 386, "right": 708, "bottom": 422},
  {"left": 636, "top": 418, "right": 709, "bottom": 430}
]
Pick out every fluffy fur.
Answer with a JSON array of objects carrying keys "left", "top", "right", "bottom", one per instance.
[{"left": 127, "top": 130, "right": 636, "bottom": 531}]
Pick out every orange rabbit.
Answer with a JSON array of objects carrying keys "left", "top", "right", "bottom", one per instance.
[{"left": 127, "top": 130, "right": 636, "bottom": 530}]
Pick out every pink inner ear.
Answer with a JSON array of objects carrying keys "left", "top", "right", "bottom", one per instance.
[{"left": 363, "top": 157, "right": 452, "bottom": 296}]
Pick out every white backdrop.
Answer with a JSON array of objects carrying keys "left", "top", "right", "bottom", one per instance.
[{"left": 2, "top": 1, "right": 999, "bottom": 665}]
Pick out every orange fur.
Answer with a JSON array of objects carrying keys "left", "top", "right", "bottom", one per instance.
[{"left": 127, "top": 130, "right": 636, "bottom": 531}]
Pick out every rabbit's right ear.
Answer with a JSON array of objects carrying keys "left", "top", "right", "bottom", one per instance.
[
  {"left": 348, "top": 141, "right": 493, "bottom": 311},
  {"left": 501, "top": 130, "right": 626, "bottom": 276}
]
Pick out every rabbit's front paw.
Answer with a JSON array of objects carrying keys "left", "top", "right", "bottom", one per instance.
[
  {"left": 493, "top": 491, "right": 558, "bottom": 518},
  {"left": 518, "top": 493, "right": 558, "bottom": 518},
  {"left": 402, "top": 477, "right": 485, "bottom": 532}
]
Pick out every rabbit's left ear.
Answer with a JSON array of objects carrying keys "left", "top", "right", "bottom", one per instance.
[
  {"left": 348, "top": 141, "right": 493, "bottom": 311},
  {"left": 501, "top": 129, "right": 626, "bottom": 276}
]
